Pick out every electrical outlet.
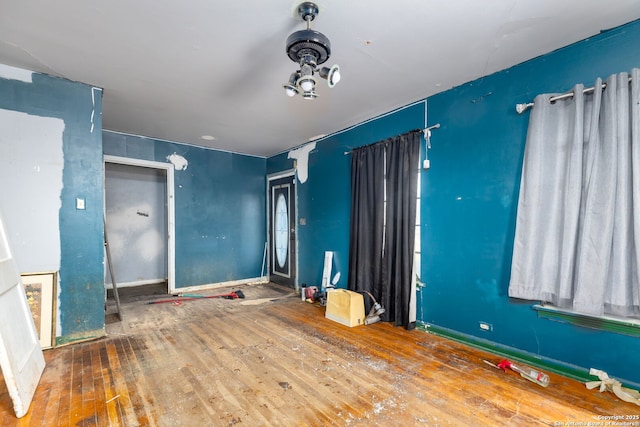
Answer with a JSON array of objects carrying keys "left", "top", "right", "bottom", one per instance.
[
  {"left": 479, "top": 321, "right": 493, "bottom": 332},
  {"left": 76, "top": 198, "right": 85, "bottom": 210}
]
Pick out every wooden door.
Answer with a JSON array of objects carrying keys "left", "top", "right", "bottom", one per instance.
[{"left": 0, "top": 210, "right": 45, "bottom": 418}]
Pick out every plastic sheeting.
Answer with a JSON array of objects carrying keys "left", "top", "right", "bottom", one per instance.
[{"left": 586, "top": 368, "right": 640, "bottom": 406}]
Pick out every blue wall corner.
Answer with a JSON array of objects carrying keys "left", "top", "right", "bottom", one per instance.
[
  {"left": 268, "top": 103, "right": 426, "bottom": 290},
  {"left": 0, "top": 72, "right": 106, "bottom": 338},
  {"left": 103, "top": 132, "right": 267, "bottom": 288}
]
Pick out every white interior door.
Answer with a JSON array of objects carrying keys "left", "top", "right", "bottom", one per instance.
[{"left": 0, "top": 210, "right": 45, "bottom": 418}]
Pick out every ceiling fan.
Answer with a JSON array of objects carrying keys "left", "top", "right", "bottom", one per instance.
[{"left": 283, "top": 2, "right": 341, "bottom": 99}]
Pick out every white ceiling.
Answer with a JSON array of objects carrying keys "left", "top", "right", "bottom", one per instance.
[{"left": 2, "top": 1, "right": 640, "bottom": 157}]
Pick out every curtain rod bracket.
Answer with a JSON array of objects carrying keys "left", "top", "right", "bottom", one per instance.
[
  {"left": 423, "top": 123, "right": 440, "bottom": 149},
  {"left": 423, "top": 123, "right": 440, "bottom": 169},
  {"left": 423, "top": 123, "right": 440, "bottom": 134},
  {"left": 516, "top": 103, "right": 534, "bottom": 114}
]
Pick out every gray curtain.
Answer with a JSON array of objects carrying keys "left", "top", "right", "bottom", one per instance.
[{"left": 509, "top": 69, "right": 640, "bottom": 318}]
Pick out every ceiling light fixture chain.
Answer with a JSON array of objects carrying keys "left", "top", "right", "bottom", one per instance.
[{"left": 283, "top": 2, "right": 341, "bottom": 99}]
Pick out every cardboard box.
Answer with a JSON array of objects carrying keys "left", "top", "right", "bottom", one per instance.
[{"left": 325, "top": 289, "right": 365, "bottom": 327}]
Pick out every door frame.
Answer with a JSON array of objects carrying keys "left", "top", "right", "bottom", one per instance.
[
  {"left": 267, "top": 170, "right": 298, "bottom": 290},
  {"left": 103, "top": 155, "right": 176, "bottom": 293}
]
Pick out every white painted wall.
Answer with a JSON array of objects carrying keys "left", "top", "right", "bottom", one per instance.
[
  {"left": 0, "top": 64, "right": 32, "bottom": 83},
  {"left": 0, "top": 109, "right": 64, "bottom": 273}
]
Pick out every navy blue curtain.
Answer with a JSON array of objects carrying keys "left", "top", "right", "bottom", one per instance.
[
  {"left": 384, "top": 132, "right": 420, "bottom": 328},
  {"left": 347, "top": 143, "right": 386, "bottom": 308},
  {"left": 348, "top": 131, "right": 421, "bottom": 328}
]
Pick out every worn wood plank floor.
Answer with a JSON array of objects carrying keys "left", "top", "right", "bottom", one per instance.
[{"left": 0, "top": 283, "right": 633, "bottom": 426}]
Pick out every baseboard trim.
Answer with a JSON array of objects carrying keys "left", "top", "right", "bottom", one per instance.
[
  {"left": 55, "top": 328, "right": 106, "bottom": 347},
  {"left": 416, "top": 321, "right": 593, "bottom": 384},
  {"left": 172, "top": 276, "right": 268, "bottom": 294},
  {"left": 105, "top": 278, "right": 166, "bottom": 289}
]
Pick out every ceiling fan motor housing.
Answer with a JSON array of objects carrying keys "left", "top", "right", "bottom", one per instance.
[{"left": 286, "top": 29, "right": 331, "bottom": 65}]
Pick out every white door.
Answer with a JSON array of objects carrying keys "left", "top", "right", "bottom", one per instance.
[{"left": 0, "top": 210, "right": 45, "bottom": 418}]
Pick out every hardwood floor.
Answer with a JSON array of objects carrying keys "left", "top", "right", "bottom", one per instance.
[{"left": 0, "top": 283, "right": 632, "bottom": 426}]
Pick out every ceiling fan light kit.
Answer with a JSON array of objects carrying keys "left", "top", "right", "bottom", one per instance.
[{"left": 283, "top": 2, "right": 341, "bottom": 99}]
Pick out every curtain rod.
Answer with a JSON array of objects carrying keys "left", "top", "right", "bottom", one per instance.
[
  {"left": 516, "top": 76, "right": 633, "bottom": 114},
  {"left": 343, "top": 124, "right": 440, "bottom": 155}
]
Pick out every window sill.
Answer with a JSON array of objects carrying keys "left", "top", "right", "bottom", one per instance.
[{"left": 533, "top": 304, "right": 640, "bottom": 337}]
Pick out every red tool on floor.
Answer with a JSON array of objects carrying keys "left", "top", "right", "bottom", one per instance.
[{"left": 147, "top": 290, "right": 245, "bottom": 305}]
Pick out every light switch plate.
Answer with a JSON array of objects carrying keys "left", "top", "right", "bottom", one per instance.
[{"left": 76, "top": 198, "right": 85, "bottom": 210}]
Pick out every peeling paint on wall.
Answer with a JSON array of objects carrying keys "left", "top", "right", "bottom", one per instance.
[
  {"left": 167, "top": 152, "right": 188, "bottom": 170},
  {"left": 288, "top": 142, "right": 316, "bottom": 184},
  {"left": 0, "top": 64, "right": 33, "bottom": 83},
  {"left": 0, "top": 109, "right": 64, "bottom": 273}
]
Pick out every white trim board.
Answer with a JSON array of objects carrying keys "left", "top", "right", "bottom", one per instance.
[
  {"left": 171, "top": 276, "right": 268, "bottom": 295},
  {"left": 103, "top": 155, "right": 176, "bottom": 293}
]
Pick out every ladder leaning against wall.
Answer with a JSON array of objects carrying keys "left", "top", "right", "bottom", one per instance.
[{"left": 104, "top": 218, "right": 122, "bottom": 320}]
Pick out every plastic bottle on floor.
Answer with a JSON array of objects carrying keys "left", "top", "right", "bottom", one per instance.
[{"left": 498, "top": 359, "right": 550, "bottom": 387}]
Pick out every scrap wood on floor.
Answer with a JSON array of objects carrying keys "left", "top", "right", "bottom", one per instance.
[{"left": 147, "top": 289, "right": 247, "bottom": 305}]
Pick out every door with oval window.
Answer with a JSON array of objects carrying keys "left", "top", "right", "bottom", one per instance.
[{"left": 268, "top": 175, "right": 296, "bottom": 288}]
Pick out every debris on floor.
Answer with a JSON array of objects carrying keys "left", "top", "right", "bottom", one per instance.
[
  {"left": 239, "top": 294, "right": 295, "bottom": 306},
  {"left": 484, "top": 359, "right": 550, "bottom": 387},
  {"left": 278, "top": 381, "right": 291, "bottom": 390},
  {"left": 586, "top": 368, "right": 640, "bottom": 406},
  {"left": 147, "top": 290, "right": 245, "bottom": 305}
]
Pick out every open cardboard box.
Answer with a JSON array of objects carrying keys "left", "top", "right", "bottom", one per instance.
[{"left": 325, "top": 289, "right": 365, "bottom": 327}]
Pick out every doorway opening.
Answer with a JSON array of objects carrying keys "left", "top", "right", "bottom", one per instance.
[{"left": 103, "top": 156, "right": 175, "bottom": 298}]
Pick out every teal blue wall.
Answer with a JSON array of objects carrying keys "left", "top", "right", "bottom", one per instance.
[
  {"left": 103, "top": 132, "right": 266, "bottom": 288},
  {"left": 268, "top": 20, "right": 640, "bottom": 387},
  {"left": 422, "top": 20, "right": 640, "bottom": 387},
  {"left": 0, "top": 72, "right": 105, "bottom": 342},
  {"left": 267, "top": 103, "right": 425, "bottom": 290}
]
